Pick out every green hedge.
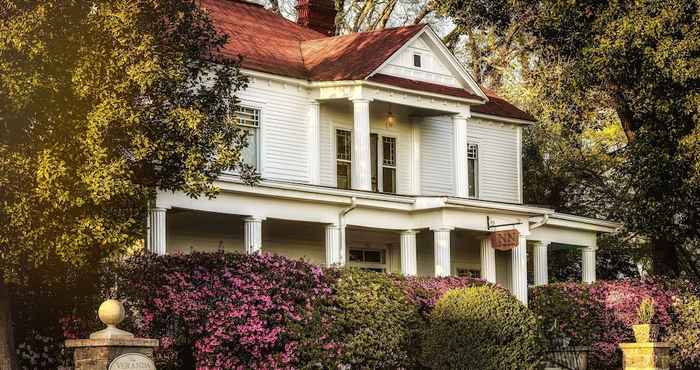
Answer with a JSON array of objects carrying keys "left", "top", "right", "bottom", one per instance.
[{"left": 422, "top": 286, "right": 541, "bottom": 370}]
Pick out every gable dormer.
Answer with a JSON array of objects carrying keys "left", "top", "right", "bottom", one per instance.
[{"left": 377, "top": 35, "right": 461, "bottom": 88}]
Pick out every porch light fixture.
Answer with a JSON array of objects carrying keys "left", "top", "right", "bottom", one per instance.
[{"left": 385, "top": 103, "right": 396, "bottom": 129}]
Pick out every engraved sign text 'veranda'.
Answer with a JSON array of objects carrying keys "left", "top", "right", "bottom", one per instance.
[
  {"left": 109, "top": 353, "right": 155, "bottom": 370},
  {"left": 489, "top": 229, "right": 520, "bottom": 251}
]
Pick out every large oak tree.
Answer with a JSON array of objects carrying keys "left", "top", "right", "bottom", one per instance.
[{"left": 0, "top": 0, "right": 254, "bottom": 367}]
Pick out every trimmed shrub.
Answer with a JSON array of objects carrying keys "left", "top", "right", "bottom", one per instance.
[
  {"left": 298, "top": 269, "right": 423, "bottom": 369},
  {"left": 398, "top": 275, "right": 489, "bottom": 318},
  {"left": 109, "top": 251, "right": 332, "bottom": 369},
  {"left": 669, "top": 295, "right": 700, "bottom": 369},
  {"left": 530, "top": 279, "right": 687, "bottom": 369},
  {"left": 422, "top": 286, "right": 540, "bottom": 370}
]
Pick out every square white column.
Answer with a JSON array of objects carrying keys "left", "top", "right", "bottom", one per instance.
[
  {"left": 325, "top": 223, "right": 345, "bottom": 267},
  {"left": 244, "top": 216, "right": 264, "bottom": 254},
  {"left": 479, "top": 237, "right": 497, "bottom": 283},
  {"left": 400, "top": 230, "right": 418, "bottom": 276},
  {"left": 511, "top": 231, "right": 529, "bottom": 305},
  {"left": 533, "top": 241, "right": 550, "bottom": 286},
  {"left": 432, "top": 227, "right": 453, "bottom": 277},
  {"left": 453, "top": 114, "right": 468, "bottom": 198},
  {"left": 351, "top": 98, "right": 372, "bottom": 191},
  {"left": 146, "top": 207, "right": 167, "bottom": 255},
  {"left": 308, "top": 101, "right": 321, "bottom": 185},
  {"left": 582, "top": 246, "right": 597, "bottom": 283}
]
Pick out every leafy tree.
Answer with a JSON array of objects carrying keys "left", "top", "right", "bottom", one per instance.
[
  {"left": 0, "top": 0, "right": 253, "bottom": 367},
  {"left": 519, "top": 0, "right": 700, "bottom": 277}
]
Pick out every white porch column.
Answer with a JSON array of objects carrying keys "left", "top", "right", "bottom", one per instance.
[
  {"left": 582, "top": 246, "right": 597, "bottom": 283},
  {"left": 308, "top": 101, "right": 321, "bottom": 185},
  {"left": 511, "top": 230, "right": 529, "bottom": 305},
  {"left": 325, "top": 224, "right": 345, "bottom": 267},
  {"left": 453, "top": 114, "right": 468, "bottom": 198},
  {"left": 400, "top": 230, "right": 418, "bottom": 276},
  {"left": 432, "top": 227, "right": 453, "bottom": 277},
  {"left": 146, "top": 207, "right": 167, "bottom": 255},
  {"left": 351, "top": 98, "right": 372, "bottom": 191},
  {"left": 244, "top": 216, "right": 264, "bottom": 254},
  {"left": 533, "top": 241, "right": 550, "bottom": 286},
  {"left": 479, "top": 237, "right": 497, "bottom": 283}
]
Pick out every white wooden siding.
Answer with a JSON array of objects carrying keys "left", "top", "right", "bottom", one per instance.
[
  {"left": 468, "top": 118, "right": 520, "bottom": 203},
  {"left": 238, "top": 77, "right": 312, "bottom": 183},
  {"left": 319, "top": 102, "right": 413, "bottom": 194},
  {"left": 377, "top": 34, "right": 460, "bottom": 87},
  {"left": 420, "top": 116, "right": 455, "bottom": 195}
]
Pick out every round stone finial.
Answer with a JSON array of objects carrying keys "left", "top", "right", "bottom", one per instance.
[{"left": 98, "top": 299, "right": 125, "bottom": 327}]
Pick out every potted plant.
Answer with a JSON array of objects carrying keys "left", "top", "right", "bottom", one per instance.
[{"left": 633, "top": 297, "right": 659, "bottom": 342}]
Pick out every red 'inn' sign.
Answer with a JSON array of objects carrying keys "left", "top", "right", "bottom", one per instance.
[{"left": 489, "top": 229, "right": 520, "bottom": 251}]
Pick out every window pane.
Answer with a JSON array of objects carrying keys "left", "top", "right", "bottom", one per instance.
[
  {"left": 413, "top": 54, "right": 421, "bottom": 68},
  {"left": 336, "top": 130, "right": 351, "bottom": 160},
  {"left": 363, "top": 250, "right": 383, "bottom": 263},
  {"left": 349, "top": 249, "right": 364, "bottom": 262},
  {"left": 337, "top": 162, "right": 351, "bottom": 189},
  {"left": 241, "top": 128, "right": 257, "bottom": 167},
  {"left": 382, "top": 167, "right": 396, "bottom": 193},
  {"left": 468, "top": 158, "right": 477, "bottom": 198},
  {"left": 382, "top": 137, "right": 396, "bottom": 166},
  {"left": 371, "top": 134, "right": 378, "bottom": 192}
]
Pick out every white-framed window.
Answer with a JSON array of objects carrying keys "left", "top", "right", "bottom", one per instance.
[
  {"left": 336, "top": 129, "right": 352, "bottom": 189},
  {"left": 457, "top": 267, "right": 481, "bottom": 278},
  {"left": 233, "top": 105, "right": 261, "bottom": 168},
  {"left": 467, "top": 143, "right": 479, "bottom": 198},
  {"left": 348, "top": 248, "right": 387, "bottom": 272},
  {"left": 413, "top": 53, "right": 422, "bottom": 68},
  {"left": 370, "top": 134, "right": 397, "bottom": 193}
]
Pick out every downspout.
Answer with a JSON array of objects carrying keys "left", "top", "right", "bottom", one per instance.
[{"left": 338, "top": 197, "right": 358, "bottom": 265}]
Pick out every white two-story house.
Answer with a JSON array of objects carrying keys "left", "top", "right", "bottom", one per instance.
[{"left": 146, "top": 0, "right": 620, "bottom": 305}]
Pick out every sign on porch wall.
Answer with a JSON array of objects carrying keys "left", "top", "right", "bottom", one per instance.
[{"left": 490, "top": 229, "right": 520, "bottom": 251}]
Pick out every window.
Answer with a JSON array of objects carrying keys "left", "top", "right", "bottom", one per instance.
[
  {"left": 370, "top": 134, "right": 397, "bottom": 193},
  {"left": 336, "top": 129, "right": 352, "bottom": 189},
  {"left": 457, "top": 268, "right": 481, "bottom": 278},
  {"left": 382, "top": 137, "right": 397, "bottom": 193},
  {"left": 349, "top": 248, "right": 386, "bottom": 272},
  {"left": 467, "top": 143, "right": 479, "bottom": 198},
  {"left": 233, "top": 105, "right": 260, "bottom": 168},
  {"left": 413, "top": 53, "right": 422, "bottom": 68}
]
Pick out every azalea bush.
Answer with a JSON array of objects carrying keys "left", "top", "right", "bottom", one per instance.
[
  {"left": 530, "top": 279, "right": 696, "bottom": 370},
  {"left": 398, "top": 275, "right": 489, "bottom": 318},
  {"left": 423, "top": 286, "right": 541, "bottom": 369},
  {"left": 668, "top": 294, "right": 700, "bottom": 369},
  {"left": 108, "top": 252, "right": 333, "bottom": 369}
]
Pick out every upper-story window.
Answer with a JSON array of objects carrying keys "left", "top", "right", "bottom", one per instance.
[
  {"left": 370, "top": 134, "right": 397, "bottom": 193},
  {"left": 467, "top": 143, "right": 479, "bottom": 198},
  {"left": 336, "top": 129, "right": 352, "bottom": 189},
  {"left": 234, "top": 105, "right": 261, "bottom": 168},
  {"left": 413, "top": 53, "right": 422, "bottom": 68}
]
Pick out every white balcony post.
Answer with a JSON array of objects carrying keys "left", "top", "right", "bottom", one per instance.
[
  {"left": 400, "top": 230, "right": 418, "bottom": 276},
  {"left": 243, "top": 216, "right": 264, "bottom": 254},
  {"left": 533, "top": 241, "right": 550, "bottom": 286},
  {"left": 453, "top": 114, "right": 468, "bottom": 198},
  {"left": 351, "top": 98, "right": 372, "bottom": 191},
  {"left": 432, "top": 227, "right": 453, "bottom": 277},
  {"left": 308, "top": 101, "right": 321, "bottom": 185},
  {"left": 511, "top": 230, "right": 529, "bottom": 305},
  {"left": 146, "top": 207, "right": 167, "bottom": 255},
  {"left": 582, "top": 246, "right": 597, "bottom": 283},
  {"left": 325, "top": 223, "right": 345, "bottom": 267},
  {"left": 479, "top": 237, "right": 497, "bottom": 283}
]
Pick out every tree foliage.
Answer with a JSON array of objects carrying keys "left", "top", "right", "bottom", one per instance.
[{"left": 0, "top": 0, "right": 252, "bottom": 283}]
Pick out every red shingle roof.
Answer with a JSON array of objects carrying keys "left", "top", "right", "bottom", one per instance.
[
  {"left": 368, "top": 74, "right": 481, "bottom": 100},
  {"left": 201, "top": 0, "right": 535, "bottom": 123}
]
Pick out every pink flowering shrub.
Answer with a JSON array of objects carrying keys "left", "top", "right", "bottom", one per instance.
[
  {"left": 530, "top": 278, "right": 694, "bottom": 370},
  {"left": 397, "top": 276, "right": 493, "bottom": 318},
  {"left": 109, "top": 251, "right": 333, "bottom": 370}
]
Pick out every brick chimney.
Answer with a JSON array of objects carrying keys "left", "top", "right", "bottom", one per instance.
[{"left": 296, "top": 0, "right": 337, "bottom": 36}]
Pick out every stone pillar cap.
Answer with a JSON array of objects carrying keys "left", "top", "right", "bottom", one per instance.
[{"left": 89, "top": 299, "right": 135, "bottom": 339}]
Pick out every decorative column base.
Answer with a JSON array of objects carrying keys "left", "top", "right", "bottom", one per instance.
[
  {"left": 65, "top": 338, "right": 159, "bottom": 370},
  {"left": 619, "top": 342, "right": 672, "bottom": 370}
]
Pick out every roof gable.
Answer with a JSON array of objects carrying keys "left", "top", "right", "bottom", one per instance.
[{"left": 301, "top": 25, "right": 426, "bottom": 81}]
